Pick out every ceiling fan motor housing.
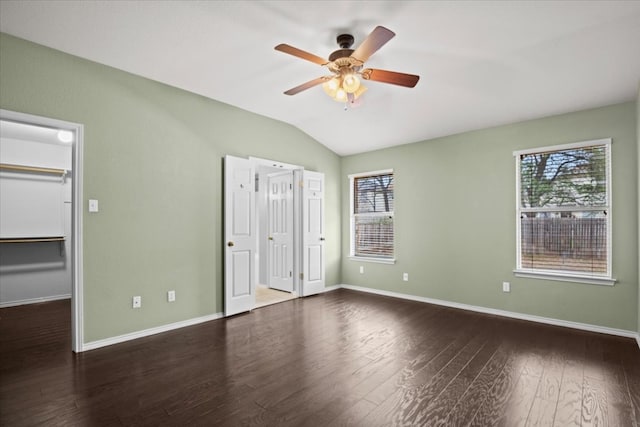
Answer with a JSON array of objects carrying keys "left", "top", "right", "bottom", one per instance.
[
  {"left": 329, "top": 33, "right": 356, "bottom": 63},
  {"left": 337, "top": 34, "right": 354, "bottom": 48}
]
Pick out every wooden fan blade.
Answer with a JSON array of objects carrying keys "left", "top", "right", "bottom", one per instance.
[
  {"left": 284, "top": 76, "right": 330, "bottom": 95},
  {"left": 361, "top": 68, "right": 420, "bottom": 88},
  {"left": 275, "top": 44, "right": 329, "bottom": 66},
  {"left": 350, "top": 26, "right": 395, "bottom": 63}
]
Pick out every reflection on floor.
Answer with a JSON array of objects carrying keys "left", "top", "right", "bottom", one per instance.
[{"left": 255, "top": 284, "right": 296, "bottom": 308}]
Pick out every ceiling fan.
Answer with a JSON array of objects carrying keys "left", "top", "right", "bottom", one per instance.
[{"left": 275, "top": 26, "right": 419, "bottom": 105}]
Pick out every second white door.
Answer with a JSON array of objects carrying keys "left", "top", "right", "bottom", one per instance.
[
  {"left": 300, "top": 170, "right": 325, "bottom": 297},
  {"left": 267, "top": 171, "right": 294, "bottom": 292}
]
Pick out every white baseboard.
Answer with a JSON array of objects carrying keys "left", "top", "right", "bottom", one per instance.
[
  {"left": 79, "top": 284, "right": 640, "bottom": 352},
  {"left": 339, "top": 284, "right": 638, "bottom": 340},
  {"left": 323, "top": 285, "right": 342, "bottom": 293},
  {"left": 82, "top": 285, "right": 338, "bottom": 352},
  {"left": 0, "top": 293, "right": 71, "bottom": 308},
  {"left": 82, "top": 312, "right": 224, "bottom": 352}
]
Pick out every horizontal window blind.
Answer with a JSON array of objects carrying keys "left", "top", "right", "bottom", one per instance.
[
  {"left": 519, "top": 145, "right": 607, "bottom": 209},
  {"left": 517, "top": 142, "right": 610, "bottom": 276},
  {"left": 355, "top": 173, "right": 394, "bottom": 214},
  {"left": 352, "top": 173, "right": 394, "bottom": 258}
]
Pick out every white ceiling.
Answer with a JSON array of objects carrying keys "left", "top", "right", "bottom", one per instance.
[{"left": 1, "top": 1, "right": 639, "bottom": 156}]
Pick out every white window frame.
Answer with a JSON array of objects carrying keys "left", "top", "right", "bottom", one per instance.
[
  {"left": 513, "top": 138, "right": 615, "bottom": 286},
  {"left": 349, "top": 169, "right": 395, "bottom": 264}
]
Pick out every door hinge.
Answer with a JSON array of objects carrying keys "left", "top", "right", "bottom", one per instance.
[
  {"left": 289, "top": 271, "right": 292, "bottom": 277},
  {"left": 299, "top": 181, "right": 304, "bottom": 188},
  {"left": 289, "top": 183, "right": 292, "bottom": 190},
  {"left": 299, "top": 273, "right": 304, "bottom": 280}
]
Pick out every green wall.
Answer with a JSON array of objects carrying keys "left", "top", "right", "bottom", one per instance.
[
  {"left": 342, "top": 102, "right": 638, "bottom": 331},
  {"left": 1, "top": 32, "right": 638, "bottom": 343},
  {"left": 0, "top": 34, "right": 342, "bottom": 342}
]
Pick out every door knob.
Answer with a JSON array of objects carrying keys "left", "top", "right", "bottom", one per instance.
[
  {"left": 268, "top": 237, "right": 273, "bottom": 241},
  {"left": 320, "top": 237, "right": 325, "bottom": 241},
  {"left": 227, "top": 241, "right": 234, "bottom": 247}
]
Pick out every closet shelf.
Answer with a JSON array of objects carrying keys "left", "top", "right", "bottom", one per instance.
[
  {"left": 0, "top": 237, "right": 65, "bottom": 243},
  {"left": 0, "top": 163, "right": 67, "bottom": 176}
]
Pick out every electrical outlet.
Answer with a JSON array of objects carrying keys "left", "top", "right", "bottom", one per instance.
[
  {"left": 403, "top": 273, "right": 409, "bottom": 282},
  {"left": 502, "top": 282, "right": 510, "bottom": 293},
  {"left": 359, "top": 266, "right": 364, "bottom": 274},
  {"left": 167, "top": 290, "right": 176, "bottom": 302},
  {"left": 132, "top": 295, "right": 142, "bottom": 308}
]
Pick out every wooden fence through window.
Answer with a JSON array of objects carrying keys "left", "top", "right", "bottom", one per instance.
[
  {"left": 355, "top": 223, "right": 394, "bottom": 257},
  {"left": 520, "top": 217, "right": 607, "bottom": 272}
]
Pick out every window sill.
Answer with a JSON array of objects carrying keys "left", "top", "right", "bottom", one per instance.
[
  {"left": 513, "top": 269, "right": 616, "bottom": 286},
  {"left": 349, "top": 256, "right": 396, "bottom": 265}
]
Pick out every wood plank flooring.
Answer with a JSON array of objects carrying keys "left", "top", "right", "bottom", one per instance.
[{"left": 1, "top": 289, "right": 639, "bottom": 426}]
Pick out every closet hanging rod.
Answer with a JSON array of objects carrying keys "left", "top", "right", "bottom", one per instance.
[
  {"left": 0, "top": 163, "right": 67, "bottom": 176},
  {"left": 0, "top": 237, "right": 65, "bottom": 243}
]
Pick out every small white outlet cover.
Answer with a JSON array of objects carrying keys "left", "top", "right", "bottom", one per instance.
[
  {"left": 88, "top": 199, "right": 99, "bottom": 212},
  {"left": 359, "top": 266, "right": 364, "bottom": 274},
  {"left": 403, "top": 273, "right": 409, "bottom": 281},
  {"left": 168, "top": 290, "right": 176, "bottom": 302},
  {"left": 132, "top": 295, "right": 142, "bottom": 308},
  {"left": 502, "top": 282, "right": 510, "bottom": 292}
]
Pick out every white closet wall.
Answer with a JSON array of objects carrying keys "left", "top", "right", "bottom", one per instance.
[{"left": 0, "top": 127, "right": 73, "bottom": 307}]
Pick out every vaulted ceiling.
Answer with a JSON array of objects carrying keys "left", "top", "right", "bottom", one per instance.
[{"left": 1, "top": 1, "right": 639, "bottom": 155}]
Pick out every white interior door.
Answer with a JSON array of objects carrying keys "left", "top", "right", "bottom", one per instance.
[
  {"left": 301, "top": 170, "right": 325, "bottom": 296},
  {"left": 224, "top": 155, "right": 255, "bottom": 316},
  {"left": 267, "top": 171, "right": 294, "bottom": 292}
]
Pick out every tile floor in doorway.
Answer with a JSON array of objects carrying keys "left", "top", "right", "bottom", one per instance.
[{"left": 255, "top": 284, "right": 296, "bottom": 308}]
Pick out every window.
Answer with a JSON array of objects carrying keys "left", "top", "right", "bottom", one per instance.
[
  {"left": 514, "top": 139, "right": 614, "bottom": 285},
  {"left": 349, "top": 170, "right": 394, "bottom": 263}
]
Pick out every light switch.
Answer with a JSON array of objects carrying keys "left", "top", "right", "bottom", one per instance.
[{"left": 88, "top": 199, "right": 99, "bottom": 213}]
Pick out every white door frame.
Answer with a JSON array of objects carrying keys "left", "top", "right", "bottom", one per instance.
[{"left": 0, "top": 109, "right": 84, "bottom": 353}]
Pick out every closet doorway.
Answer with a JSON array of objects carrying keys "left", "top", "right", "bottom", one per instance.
[
  {"left": 0, "top": 109, "right": 84, "bottom": 353},
  {"left": 224, "top": 156, "right": 325, "bottom": 316},
  {"left": 255, "top": 162, "right": 296, "bottom": 308}
]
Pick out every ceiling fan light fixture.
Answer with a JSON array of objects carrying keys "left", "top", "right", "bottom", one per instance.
[
  {"left": 354, "top": 84, "right": 367, "bottom": 99},
  {"left": 322, "top": 77, "right": 341, "bottom": 97},
  {"left": 342, "top": 73, "right": 360, "bottom": 93},
  {"left": 334, "top": 87, "right": 348, "bottom": 102}
]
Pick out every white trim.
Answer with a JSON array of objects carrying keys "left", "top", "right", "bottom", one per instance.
[
  {"left": 82, "top": 312, "right": 224, "bottom": 351},
  {"left": 322, "top": 284, "right": 342, "bottom": 292},
  {"left": 348, "top": 256, "right": 396, "bottom": 265},
  {"left": 0, "top": 109, "right": 84, "bottom": 353},
  {"left": 514, "top": 269, "right": 616, "bottom": 286},
  {"left": 636, "top": 334, "right": 640, "bottom": 350},
  {"left": 72, "top": 123, "right": 84, "bottom": 353},
  {"left": 249, "top": 156, "right": 303, "bottom": 171},
  {"left": 514, "top": 138, "right": 612, "bottom": 280},
  {"left": 513, "top": 138, "right": 612, "bottom": 157},
  {"left": 348, "top": 169, "right": 394, "bottom": 179},
  {"left": 0, "top": 294, "right": 71, "bottom": 308},
  {"left": 606, "top": 140, "right": 613, "bottom": 277},
  {"left": 339, "top": 284, "right": 637, "bottom": 339},
  {"left": 520, "top": 206, "right": 607, "bottom": 213}
]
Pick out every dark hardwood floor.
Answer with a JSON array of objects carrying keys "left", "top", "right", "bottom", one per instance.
[{"left": 1, "top": 289, "right": 639, "bottom": 426}]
